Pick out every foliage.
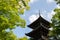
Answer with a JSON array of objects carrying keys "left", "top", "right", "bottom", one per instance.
[
  {"left": 55, "top": 0, "right": 60, "bottom": 4},
  {"left": 49, "top": 8, "right": 60, "bottom": 40},
  {"left": 18, "top": 37, "right": 28, "bottom": 40},
  {"left": 0, "top": 30, "right": 28, "bottom": 40},
  {"left": 0, "top": 31, "right": 17, "bottom": 40},
  {"left": 0, "top": 0, "right": 30, "bottom": 40},
  {"left": 28, "top": 38, "right": 34, "bottom": 40},
  {"left": 48, "top": 0, "right": 60, "bottom": 40},
  {"left": 0, "top": 0, "right": 30, "bottom": 30}
]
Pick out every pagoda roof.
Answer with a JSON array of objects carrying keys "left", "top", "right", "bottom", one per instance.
[
  {"left": 25, "top": 25, "right": 49, "bottom": 39},
  {"left": 28, "top": 16, "right": 50, "bottom": 29}
]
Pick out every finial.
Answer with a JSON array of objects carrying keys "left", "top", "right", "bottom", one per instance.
[{"left": 39, "top": 10, "right": 41, "bottom": 17}]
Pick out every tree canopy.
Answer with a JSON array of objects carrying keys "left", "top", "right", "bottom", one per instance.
[
  {"left": 0, "top": 0, "right": 30, "bottom": 30},
  {"left": 48, "top": 0, "right": 60, "bottom": 40},
  {"left": 0, "top": 0, "right": 30, "bottom": 40}
]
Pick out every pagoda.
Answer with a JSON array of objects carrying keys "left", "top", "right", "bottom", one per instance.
[{"left": 25, "top": 12, "right": 50, "bottom": 40}]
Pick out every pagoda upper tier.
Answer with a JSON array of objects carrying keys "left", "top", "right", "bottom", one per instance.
[{"left": 28, "top": 16, "right": 50, "bottom": 29}]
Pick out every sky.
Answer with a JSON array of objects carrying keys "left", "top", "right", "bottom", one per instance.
[{"left": 12, "top": 0, "right": 59, "bottom": 38}]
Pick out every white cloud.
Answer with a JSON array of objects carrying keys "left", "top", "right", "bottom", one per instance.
[
  {"left": 29, "top": 0, "right": 38, "bottom": 4},
  {"left": 29, "top": 10, "right": 55, "bottom": 23},
  {"left": 29, "top": 15, "right": 39, "bottom": 23},
  {"left": 41, "top": 10, "right": 55, "bottom": 22},
  {"left": 47, "top": 11, "right": 55, "bottom": 22},
  {"left": 46, "top": 0, "right": 54, "bottom": 3},
  {"left": 48, "top": 11, "right": 55, "bottom": 18},
  {"left": 56, "top": 5, "right": 60, "bottom": 8}
]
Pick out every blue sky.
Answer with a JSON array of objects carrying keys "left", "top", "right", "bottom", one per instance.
[{"left": 12, "top": 0, "right": 59, "bottom": 38}]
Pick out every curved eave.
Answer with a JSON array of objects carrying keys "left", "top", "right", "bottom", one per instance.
[{"left": 28, "top": 16, "right": 51, "bottom": 29}]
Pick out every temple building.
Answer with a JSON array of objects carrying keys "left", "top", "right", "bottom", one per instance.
[{"left": 25, "top": 13, "right": 51, "bottom": 40}]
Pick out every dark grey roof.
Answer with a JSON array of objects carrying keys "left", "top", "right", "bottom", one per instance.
[{"left": 28, "top": 16, "right": 50, "bottom": 29}]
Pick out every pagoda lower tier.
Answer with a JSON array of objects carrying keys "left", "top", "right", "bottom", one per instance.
[{"left": 25, "top": 25, "right": 49, "bottom": 40}]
